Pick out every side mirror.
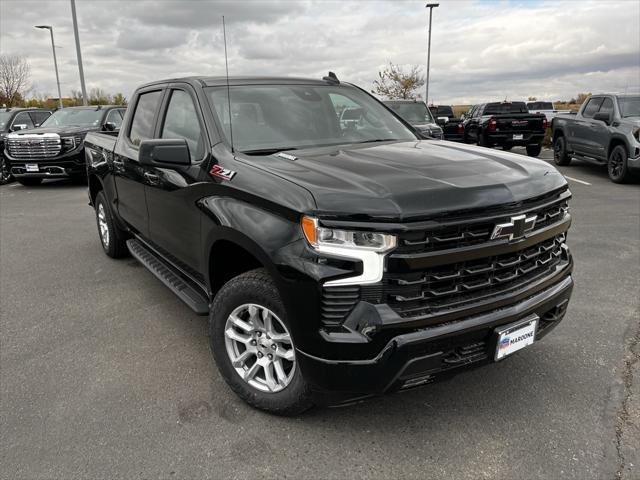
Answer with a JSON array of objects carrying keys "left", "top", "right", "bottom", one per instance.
[
  {"left": 139, "top": 139, "right": 190, "bottom": 167},
  {"left": 103, "top": 122, "right": 117, "bottom": 131},
  {"left": 436, "top": 117, "right": 447, "bottom": 126},
  {"left": 593, "top": 112, "right": 612, "bottom": 124},
  {"left": 11, "top": 124, "right": 27, "bottom": 131}
]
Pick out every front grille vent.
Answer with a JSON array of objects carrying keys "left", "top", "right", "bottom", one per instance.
[
  {"left": 7, "top": 135, "right": 61, "bottom": 159},
  {"left": 320, "top": 286, "right": 360, "bottom": 326}
]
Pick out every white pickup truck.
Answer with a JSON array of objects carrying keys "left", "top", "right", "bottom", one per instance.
[{"left": 526, "top": 101, "right": 571, "bottom": 123}]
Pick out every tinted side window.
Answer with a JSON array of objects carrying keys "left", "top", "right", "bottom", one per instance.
[
  {"left": 582, "top": 98, "right": 603, "bottom": 118},
  {"left": 161, "top": 90, "right": 204, "bottom": 161},
  {"left": 29, "top": 111, "right": 51, "bottom": 126},
  {"left": 129, "top": 90, "right": 162, "bottom": 146},
  {"left": 105, "top": 109, "right": 124, "bottom": 129},
  {"left": 12, "top": 112, "right": 35, "bottom": 130},
  {"left": 598, "top": 98, "right": 614, "bottom": 117}
]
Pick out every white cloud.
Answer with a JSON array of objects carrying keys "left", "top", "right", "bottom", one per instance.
[{"left": 1, "top": 0, "right": 638, "bottom": 104}]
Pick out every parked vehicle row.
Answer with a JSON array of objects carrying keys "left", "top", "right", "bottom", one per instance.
[
  {"left": 83, "top": 74, "right": 573, "bottom": 415},
  {"left": 2, "top": 105, "right": 126, "bottom": 186},
  {"left": 429, "top": 105, "right": 466, "bottom": 142},
  {"left": 552, "top": 93, "right": 640, "bottom": 183},
  {"left": 383, "top": 100, "right": 443, "bottom": 139},
  {"left": 0, "top": 108, "right": 53, "bottom": 184},
  {"left": 526, "top": 101, "right": 571, "bottom": 123}
]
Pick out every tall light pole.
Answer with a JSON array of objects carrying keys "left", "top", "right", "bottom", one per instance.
[
  {"left": 425, "top": 3, "right": 439, "bottom": 106},
  {"left": 70, "top": 0, "right": 88, "bottom": 106},
  {"left": 35, "top": 25, "right": 63, "bottom": 109}
]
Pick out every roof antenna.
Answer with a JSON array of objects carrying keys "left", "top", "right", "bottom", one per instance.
[
  {"left": 222, "top": 15, "right": 234, "bottom": 153},
  {"left": 323, "top": 71, "right": 340, "bottom": 84}
]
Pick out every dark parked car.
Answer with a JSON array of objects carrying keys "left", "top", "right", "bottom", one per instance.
[
  {"left": 0, "top": 108, "right": 52, "bottom": 184},
  {"left": 84, "top": 75, "right": 573, "bottom": 415},
  {"left": 552, "top": 94, "right": 640, "bottom": 183},
  {"left": 463, "top": 101, "right": 547, "bottom": 156},
  {"left": 383, "top": 100, "right": 443, "bottom": 139},
  {"left": 4, "top": 105, "right": 126, "bottom": 186},
  {"left": 429, "top": 104, "right": 465, "bottom": 141}
]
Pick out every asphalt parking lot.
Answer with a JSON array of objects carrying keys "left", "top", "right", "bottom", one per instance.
[{"left": 1, "top": 148, "right": 638, "bottom": 480}]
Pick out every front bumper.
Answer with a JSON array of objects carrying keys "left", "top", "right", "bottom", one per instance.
[
  {"left": 298, "top": 271, "right": 573, "bottom": 405},
  {"left": 4, "top": 150, "right": 86, "bottom": 178}
]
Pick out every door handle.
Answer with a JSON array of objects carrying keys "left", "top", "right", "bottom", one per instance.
[{"left": 144, "top": 171, "right": 160, "bottom": 184}]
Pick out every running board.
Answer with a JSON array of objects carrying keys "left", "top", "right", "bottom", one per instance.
[{"left": 127, "top": 239, "right": 209, "bottom": 315}]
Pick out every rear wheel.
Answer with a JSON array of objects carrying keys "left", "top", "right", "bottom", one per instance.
[
  {"left": 553, "top": 135, "right": 571, "bottom": 166},
  {"left": 210, "top": 268, "right": 313, "bottom": 416},
  {"left": 608, "top": 144, "right": 632, "bottom": 184},
  {"left": 477, "top": 132, "right": 488, "bottom": 148},
  {"left": 502, "top": 145, "right": 513, "bottom": 151},
  {"left": 526, "top": 144, "right": 542, "bottom": 157},
  {"left": 94, "top": 191, "right": 129, "bottom": 258},
  {"left": 17, "top": 178, "right": 42, "bottom": 186}
]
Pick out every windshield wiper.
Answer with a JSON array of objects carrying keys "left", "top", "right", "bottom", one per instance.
[
  {"left": 241, "top": 147, "right": 300, "bottom": 156},
  {"left": 352, "top": 138, "right": 401, "bottom": 144}
]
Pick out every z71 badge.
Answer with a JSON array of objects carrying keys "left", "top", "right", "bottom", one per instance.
[{"left": 209, "top": 165, "right": 236, "bottom": 181}]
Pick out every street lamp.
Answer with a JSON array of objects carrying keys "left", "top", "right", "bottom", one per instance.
[
  {"left": 70, "top": 0, "right": 88, "bottom": 106},
  {"left": 425, "top": 3, "right": 439, "bottom": 106},
  {"left": 35, "top": 25, "right": 63, "bottom": 110}
]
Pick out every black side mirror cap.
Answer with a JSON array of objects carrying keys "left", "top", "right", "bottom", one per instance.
[
  {"left": 103, "top": 122, "right": 117, "bottom": 131},
  {"left": 139, "top": 139, "right": 190, "bottom": 167},
  {"left": 593, "top": 112, "right": 612, "bottom": 124}
]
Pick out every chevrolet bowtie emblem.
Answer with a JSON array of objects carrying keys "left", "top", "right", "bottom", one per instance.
[{"left": 491, "top": 214, "right": 537, "bottom": 241}]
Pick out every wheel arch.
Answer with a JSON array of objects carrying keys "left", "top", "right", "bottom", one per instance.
[
  {"left": 88, "top": 174, "right": 104, "bottom": 206},
  {"left": 607, "top": 136, "right": 628, "bottom": 158}
]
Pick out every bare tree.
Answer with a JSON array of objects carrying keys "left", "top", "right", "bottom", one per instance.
[
  {"left": 372, "top": 62, "right": 425, "bottom": 100},
  {"left": 0, "top": 55, "right": 31, "bottom": 106}
]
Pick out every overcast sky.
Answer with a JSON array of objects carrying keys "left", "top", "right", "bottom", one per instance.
[{"left": 1, "top": 0, "right": 638, "bottom": 104}]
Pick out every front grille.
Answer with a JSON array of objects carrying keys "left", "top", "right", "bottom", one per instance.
[
  {"left": 368, "top": 233, "right": 567, "bottom": 319},
  {"left": 7, "top": 136, "right": 61, "bottom": 158},
  {"left": 321, "top": 285, "right": 360, "bottom": 326},
  {"left": 397, "top": 195, "right": 569, "bottom": 254}
]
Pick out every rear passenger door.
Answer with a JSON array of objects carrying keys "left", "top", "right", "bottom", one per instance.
[
  {"left": 572, "top": 97, "right": 603, "bottom": 156},
  {"left": 587, "top": 97, "right": 613, "bottom": 159},
  {"left": 113, "top": 87, "right": 165, "bottom": 236},
  {"left": 145, "top": 85, "right": 209, "bottom": 271}
]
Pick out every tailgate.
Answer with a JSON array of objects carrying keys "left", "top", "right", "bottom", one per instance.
[{"left": 496, "top": 114, "right": 545, "bottom": 133}]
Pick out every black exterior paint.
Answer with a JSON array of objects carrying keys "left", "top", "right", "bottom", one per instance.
[{"left": 85, "top": 76, "right": 574, "bottom": 404}]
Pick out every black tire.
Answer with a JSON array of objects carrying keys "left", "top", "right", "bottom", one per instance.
[
  {"left": 210, "top": 268, "right": 314, "bottom": 416},
  {"left": 94, "top": 190, "right": 129, "bottom": 258},
  {"left": 0, "top": 157, "right": 14, "bottom": 185},
  {"left": 17, "top": 178, "right": 43, "bottom": 186},
  {"left": 477, "top": 131, "right": 488, "bottom": 148},
  {"left": 553, "top": 135, "right": 571, "bottom": 166},
  {"left": 526, "top": 144, "right": 542, "bottom": 157},
  {"left": 502, "top": 145, "right": 513, "bottom": 151},
  {"left": 608, "top": 144, "right": 632, "bottom": 184}
]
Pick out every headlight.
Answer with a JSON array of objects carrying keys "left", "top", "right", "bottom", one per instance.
[
  {"left": 633, "top": 127, "right": 640, "bottom": 142},
  {"left": 301, "top": 216, "right": 397, "bottom": 286},
  {"left": 61, "top": 136, "right": 76, "bottom": 150},
  {"left": 301, "top": 216, "right": 396, "bottom": 252}
]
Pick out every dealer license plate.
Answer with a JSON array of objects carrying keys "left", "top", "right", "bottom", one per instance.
[
  {"left": 494, "top": 316, "right": 538, "bottom": 360},
  {"left": 25, "top": 164, "right": 39, "bottom": 172},
  {"left": 513, "top": 134, "right": 524, "bottom": 140}
]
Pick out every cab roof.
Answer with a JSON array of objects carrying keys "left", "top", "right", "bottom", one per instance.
[{"left": 137, "top": 76, "right": 348, "bottom": 89}]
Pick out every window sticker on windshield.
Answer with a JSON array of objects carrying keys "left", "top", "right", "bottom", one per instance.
[{"left": 210, "top": 164, "right": 236, "bottom": 181}]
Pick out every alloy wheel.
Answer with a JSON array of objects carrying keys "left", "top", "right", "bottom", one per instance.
[
  {"left": 97, "top": 203, "right": 110, "bottom": 248},
  {"left": 608, "top": 149, "right": 624, "bottom": 179},
  {"left": 224, "top": 303, "right": 295, "bottom": 393}
]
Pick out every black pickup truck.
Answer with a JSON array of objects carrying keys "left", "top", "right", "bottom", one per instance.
[
  {"left": 84, "top": 75, "right": 573, "bottom": 415},
  {"left": 463, "top": 102, "right": 547, "bottom": 156},
  {"left": 0, "top": 108, "right": 52, "bottom": 184},
  {"left": 429, "top": 105, "right": 465, "bottom": 142},
  {"left": 4, "top": 105, "right": 126, "bottom": 185}
]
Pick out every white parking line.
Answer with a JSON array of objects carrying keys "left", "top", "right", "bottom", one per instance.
[{"left": 564, "top": 175, "right": 592, "bottom": 186}]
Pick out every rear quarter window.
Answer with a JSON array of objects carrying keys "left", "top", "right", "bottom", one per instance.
[{"left": 128, "top": 90, "right": 162, "bottom": 146}]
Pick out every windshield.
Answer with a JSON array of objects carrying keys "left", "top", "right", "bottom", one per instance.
[
  {"left": 0, "top": 112, "right": 12, "bottom": 130},
  {"left": 40, "top": 108, "right": 103, "bottom": 127},
  {"left": 386, "top": 102, "right": 435, "bottom": 124},
  {"left": 484, "top": 102, "right": 529, "bottom": 115},
  {"left": 206, "top": 84, "right": 417, "bottom": 153},
  {"left": 430, "top": 106, "right": 454, "bottom": 117},
  {"left": 617, "top": 96, "right": 640, "bottom": 117}
]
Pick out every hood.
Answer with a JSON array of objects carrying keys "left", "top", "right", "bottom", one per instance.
[
  {"left": 240, "top": 140, "right": 567, "bottom": 221},
  {"left": 9, "top": 125, "right": 98, "bottom": 136}
]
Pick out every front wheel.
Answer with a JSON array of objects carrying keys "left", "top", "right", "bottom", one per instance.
[
  {"left": 608, "top": 144, "right": 632, "bottom": 184},
  {"left": 526, "top": 144, "right": 542, "bottom": 157},
  {"left": 210, "top": 268, "right": 313, "bottom": 416},
  {"left": 553, "top": 136, "right": 571, "bottom": 166},
  {"left": 94, "top": 191, "right": 129, "bottom": 258},
  {"left": 0, "top": 157, "right": 14, "bottom": 185}
]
